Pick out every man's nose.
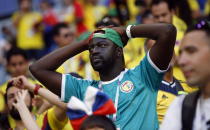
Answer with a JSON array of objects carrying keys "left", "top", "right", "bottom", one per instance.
[{"left": 178, "top": 53, "right": 187, "bottom": 67}]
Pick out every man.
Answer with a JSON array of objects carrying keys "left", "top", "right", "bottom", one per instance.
[
  {"left": 144, "top": 39, "right": 186, "bottom": 123},
  {"left": 52, "top": 23, "right": 75, "bottom": 48},
  {"left": 52, "top": 23, "right": 93, "bottom": 79},
  {"left": 151, "top": 0, "right": 196, "bottom": 93},
  {"left": 0, "top": 48, "right": 29, "bottom": 90},
  {"left": 29, "top": 24, "right": 176, "bottom": 129},
  {"left": 0, "top": 81, "right": 68, "bottom": 129},
  {"left": 0, "top": 48, "right": 36, "bottom": 113},
  {"left": 12, "top": 0, "right": 44, "bottom": 59},
  {"left": 161, "top": 20, "right": 210, "bottom": 130},
  {"left": 151, "top": 0, "right": 187, "bottom": 48},
  {"left": 0, "top": 48, "right": 33, "bottom": 94}
]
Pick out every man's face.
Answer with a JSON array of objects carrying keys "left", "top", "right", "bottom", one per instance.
[
  {"left": 6, "top": 87, "right": 32, "bottom": 120},
  {"left": 88, "top": 38, "right": 117, "bottom": 71},
  {"left": 20, "top": 0, "right": 32, "bottom": 11},
  {"left": 7, "top": 55, "right": 28, "bottom": 77},
  {"left": 151, "top": 2, "right": 173, "bottom": 23},
  {"left": 55, "top": 27, "right": 75, "bottom": 47},
  {"left": 178, "top": 31, "right": 210, "bottom": 87}
]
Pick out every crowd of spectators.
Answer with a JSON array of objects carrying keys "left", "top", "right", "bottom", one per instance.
[{"left": 0, "top": 0, "right": 210, "bottom": 129}]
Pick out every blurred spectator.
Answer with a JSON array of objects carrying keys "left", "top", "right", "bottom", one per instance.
[
  {"left": 52, "top": 22, "right": 75, "bottom": 48},
  {"left": 39, "top": 0, "right": 58, "bottom": 56},
  {"left": 161, "top": 20, "right": 210, "bottom": 130},
  {"left": 188, "top": 0, "right": 210, "bottom": 19},
  {"left": 151, "top": 0, "right": 187, "bottom": 44},
  {"left": 83, "top": 0, "right": 107, "bottom": 31},
  {"left": 141, "top": 10, "right": 154, "bottom": 24},
  {"left": 0, "top": 48, "right": 37, "bottom": 94},
  {"left": 52, "top": 23, "right": 93, "bottom": 79},
  {"left": 0, "top": 37, "right": 11, "bottom": 86},
  {"left": 113, "top": 0, "right": 130, "bottom": 25},
  {"left": 58, "top": 0, "right": 87, "bottom": 35},
  {"left": 170, "top": 0, "right": 193, "bottom": 26},
  {"left": 151, "top": 0, "right": 198, "bottom": 93},
  {"left": 12, "top": 0, "right": 44, "bottom": 60},
  {"left": 0, "top": 81, "right": 68, "bottom": 129}
]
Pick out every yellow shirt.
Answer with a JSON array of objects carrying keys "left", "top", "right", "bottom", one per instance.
[
  {"left": 124, "top": 38, "right": 145, "bottom": 69},
  {"left": 0, "top": 92, "right": 5, "bottom": 112},
  {"left": 8, "top": 107, "right": 69, "bottom": 130},
  {"left": 188, "top": 0, "right": 210, "bottom": 15},
  {"left": 83, "top": 4, "right": 107, "bottom": 31},
  {"left": 0, "top": 78, "right": 40, "bottom": 112},
  {"left": 57, "top": 51, "right": 99, "bottom": 80},
  {"left": 157, "top": 80, "right": 187, "bottom": 124},
  {"left": 12, "top": 12, "right": 44, "bottom": 50}
]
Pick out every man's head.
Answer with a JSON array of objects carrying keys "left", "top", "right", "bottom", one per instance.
[
  {"left": 141, "top": 10, "right": 154, "bottom": 24},
  {"left": 52, "top": 23, "right": 75, "bottom": 47},
  {"left": 6, "top": 48, "right": 29, "bottom": 77},
  {"left": 88, "top": 29, "right": 125, "bottom": 72},
  {"left": 80, "top": 115, "right": 116, "bottom": 130},
  {"left": 5, "top": 82, "right": 34, "bottom": 120},
  {"left": 18, "top": 0, "right": 32, "bottom": 12},
  {"left": 151, "top": 0, "right": 173, "bottom": 23},
  {"left": 178, "top": 20, "right": 210, "bottom": 87}
]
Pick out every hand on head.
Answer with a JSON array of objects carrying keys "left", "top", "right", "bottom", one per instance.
[
  {"left": 9, "top": 75, "right": 34, "bottom": 91},
  {"left": 12, "top": 90, "right": 28, "bottom": 110}
]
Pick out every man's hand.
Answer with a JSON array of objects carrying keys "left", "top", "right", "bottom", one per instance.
[
  {"left": 111, "top": 26, "right": 129, "bottom": 46},
  {"left": 12, "top": 90, "right": 28, "bottom": 111},
  {"left": 10, "top": 76, "right": 35, "bottom": 92}
]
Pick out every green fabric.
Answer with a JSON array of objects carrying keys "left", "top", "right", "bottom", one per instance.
[
  {"left": 77, "top": 31, "right": 92, "bottom": 41},
  {"left": 92, "top": 28, "right": 124, "bottom": 48}
]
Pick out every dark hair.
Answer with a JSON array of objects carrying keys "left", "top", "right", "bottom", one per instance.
[
  {"left": 141, "top": 10, "right": 153, "bottom": 20},
  {"left": 80, "top": 115, "right": 116, "bottom": 130},
  {"left": 151, "top": 0, "right": 174, "bottom": 11},
  {"left": 186, "top": 19, "right": 210, "bottom": 38},
  {"left": 6, "top": 48, "right": 28, "bottom": 62},
  {"left": 52, "top": 22, "right": 69, "bottom": 37},
  {"left": 95, "top": 15, "right": 120, "bottom": 28}
]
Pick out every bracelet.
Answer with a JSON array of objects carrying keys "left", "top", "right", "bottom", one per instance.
[
  {"left": 34, "top": 84, "right": 42, "bottom": 95},
  {"left": 126, "top": 25, "right": 134, "bottom": 38}
]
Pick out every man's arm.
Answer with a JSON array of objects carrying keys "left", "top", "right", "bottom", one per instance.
[
  {"left": 29, "top": 40, "right": 88, "bottom": 96},
  {"left": 130, "top": 24, "right": 177, "bottom": 70}
]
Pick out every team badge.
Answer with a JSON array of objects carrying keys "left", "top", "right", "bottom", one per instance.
[{"left": 120, "top": 81, "right": 134, "bottom": 93}]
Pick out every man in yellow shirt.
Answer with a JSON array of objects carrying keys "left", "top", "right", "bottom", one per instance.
[
  {"left": 151, "top": 0, "right": 197, "bottom": 93},
  {"left": 12, "top": 0, "right": 44, "bottom": 59},
  {"left": 53, "top": 23, "right": 96, "bottom": 79},
  {"left": 0, "top": 48, "right": 37, "bottom": 112}
]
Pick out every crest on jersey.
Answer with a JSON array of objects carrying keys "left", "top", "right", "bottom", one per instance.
[{"left": 120, "top": 81, "right": 134, "bottom": 93}]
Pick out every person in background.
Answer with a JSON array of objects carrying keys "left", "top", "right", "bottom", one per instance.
[
  {"left": 151, "top": 0, "right": 197, "bottom": 93},
  {"left": 144, "top": 39, "right": 186, "bottom": 124},
  {"left": 12, "top": 0, "right": 44, "bottom": 60},
  {"left": 0, "top": 81, "right": 68, "bottom": 130},
  {"left": 161, "top": 20, "right": 210, "bottom": 130}
]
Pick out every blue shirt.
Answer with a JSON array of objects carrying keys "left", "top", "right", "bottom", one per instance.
[{"left": 61, "top": 54, "right": 165, "bottom": 130}]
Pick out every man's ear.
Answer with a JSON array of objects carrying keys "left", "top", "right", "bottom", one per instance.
[{"left": 116, "top": 47, "right": 123, "bottom": 57}]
